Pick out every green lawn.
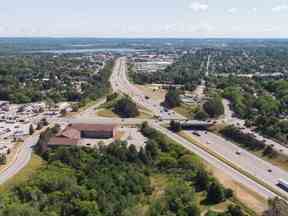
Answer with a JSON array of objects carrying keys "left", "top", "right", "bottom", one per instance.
[
  {"left": 96, "top": 108, "right": 153, "bottom": 119},
  {"left": 173, "top": 103, "right": 196, "bottom": 119}
]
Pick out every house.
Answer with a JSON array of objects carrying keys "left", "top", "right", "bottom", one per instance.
[{"left": 48, "top": 123, "right": 117, "bottom": 147}]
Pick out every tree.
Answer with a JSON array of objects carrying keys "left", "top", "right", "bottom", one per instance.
[
  {"left": 113, "top": 97, "right": 139, "bottom": 118},
  {"left": 163, "top": 89, "right": 181, "bottom": 108},
  {"left": 145, "top": 140, "right": 159, "bottom": 161},
  {"left": 127, "top": 145, "right": 139, "bottom": 163},
  {"left": 194, "top": 110, "right": 209, "bottom": 120},
  {"left": 203, "top": 96, "right": 224, "bottom": 118},
  {"left": 206, "top": 182, "right": 225, "bottom": 204},
  {"left": 226, "top": 205, "right": 244, "bottom": 216},
  {"left": 29, "top": 124, "right": 34, "bottom": 135},
  {"left": 194, "top": 170, "right": 210, "bottom": 191},
  {"left": 263, "top": 145, "right": 278, "bottom": 158},
  {"left": 139, "top": 147, "right": 151, "bottom": 165},
  {"left": 170, "top": 120, "right": 182, "bottom": 132},
  {"left": 0, "top": 154, "right": 7, "bottom": 165}
]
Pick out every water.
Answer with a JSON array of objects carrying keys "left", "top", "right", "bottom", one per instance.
[{"left": 28, "top": 48, "right": 139, "bottom": 54}]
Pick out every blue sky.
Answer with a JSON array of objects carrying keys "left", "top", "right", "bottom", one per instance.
[{"left": 1, "top": 0, "right": 288, "bottom": 37}]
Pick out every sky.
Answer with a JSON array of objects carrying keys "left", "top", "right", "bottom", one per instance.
[{"left": 1, "top": 0, "right": 288, "bottom": 38}]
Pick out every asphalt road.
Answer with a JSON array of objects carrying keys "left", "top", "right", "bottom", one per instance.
[
  {"left": 110, "top": 57, "right": 185, "bottom": 120},
  {"left": 110, "top": 56, "right": 286, "bottom": 200},
  {"left": 152, "top": 123, "right": 276, "bottom": 199},
  {"left": 188, "top": 130, "right": 288, "bottom": 197},
  {"left": 222, "top": 99, "right": 288, "bottom": 156},
  {"left": 0, "top": 135, "right": 39, "bottom": 184}
]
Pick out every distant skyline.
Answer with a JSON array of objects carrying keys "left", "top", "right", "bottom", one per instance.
[{"left": 1, "top": 0, "right": 288, "bottom": 38}]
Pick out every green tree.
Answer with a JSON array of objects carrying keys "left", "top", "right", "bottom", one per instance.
[
  {"left": 170, "top": 120, "right": 182, "bottom": 132},
  {"left": 206, "top": 182, "right": 226, "bottom": 204},
  {"left": 194, "top": 110, "right": 209, "bottom": 120},
  {"left": 203, "top": 96, "right": 224, "bottom": 118},
  {"left": 113, "top": 97, "right": 139, "bottom": 118},
  {"left": 164, "top": 89, "right": 181, "bottom": 108},
  {"left": 194, "top": 170, "right": 210, "bottom": 192}
]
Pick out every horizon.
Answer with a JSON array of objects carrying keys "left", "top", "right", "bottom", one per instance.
[{"left": 1, "top": 0, "right": 288, "bottom": 38}]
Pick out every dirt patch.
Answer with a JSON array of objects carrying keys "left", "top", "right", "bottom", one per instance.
[
  {"left": 212, "top": 168, "right": 268, "bottom": 215},
  {"left": 135, "top": 84, "right": 167, "bottom": 102}
]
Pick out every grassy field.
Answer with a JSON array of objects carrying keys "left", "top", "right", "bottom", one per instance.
[
  {"left": 96, "top": 108, "right": 153, "bottom": 119},
  {"left": 173, "top": 103, "right": 196, "bottom": 119},
  {"left": 0, "top": 154, "right": 45, "bottom": 192}
]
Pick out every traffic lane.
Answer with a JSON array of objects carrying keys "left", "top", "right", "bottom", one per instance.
[
  {"left": 152, "top": 124, "right": 276, "bottom": 199},
  {"left": 188, "top": 130, "right": 288, "bottom": 194},
  {"left": 0, "top": 135, "right": 39, "bottom": 184}
]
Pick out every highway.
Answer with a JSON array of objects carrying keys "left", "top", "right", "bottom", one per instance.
[
  {"left": 188, "top": 130, "right": 288, "bottom": 197},
  {"left": 1, "top": 56, "right": 287, "bottom": 202},
  {"left": 222, "top": 99, "right": 288, "bottom": 156},
  {"left": 110, "top": 57, "right": 288, "bottom": 200},
  {"left": 110, "top": 57, "right": 185, "bottom": 120}
]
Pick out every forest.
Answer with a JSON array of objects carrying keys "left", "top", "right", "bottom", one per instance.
[{"left": 0, "top": 122, "right": 246, "bottom": 216}]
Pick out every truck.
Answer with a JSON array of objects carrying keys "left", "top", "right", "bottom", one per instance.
[{"left": 277, "top": 179, "right": 288, "bottom": 192}]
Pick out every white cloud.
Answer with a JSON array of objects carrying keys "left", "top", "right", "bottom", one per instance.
[
  {"left": 189, "top": 2, "right": 208, "bottom": 12},
  {"left": 227, "top": 8, "right": 237, "bottom": 14},
  {"left": 272, "top": 4, "right": 288, "bottom": 12}
]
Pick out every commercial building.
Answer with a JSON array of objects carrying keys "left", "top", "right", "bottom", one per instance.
[{"left": 48, "top": 123, "right": 117, "bottom": 147}]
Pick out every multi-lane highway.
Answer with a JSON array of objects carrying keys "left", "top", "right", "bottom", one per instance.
[
  {"left": 188, "top": 130, "right": 288, "bottom": 197},
  {"left": 1, "top": 56, "right": 287, "bottom": 202},
  {"left": 222, "top": 99, "right": 288, "bottom": 156},
  {"left": 110, "top": 57, "right": 185, "bottom": 120},
  {"left": 110, "top": 57, "right": 288, "bottom": 200}
]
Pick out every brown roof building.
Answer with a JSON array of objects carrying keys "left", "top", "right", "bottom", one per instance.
[{"left": 48, "top": 123, "right": 117, "bottom": 147}]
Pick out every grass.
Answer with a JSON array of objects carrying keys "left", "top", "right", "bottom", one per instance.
[
  {"left": 173, "top": 103, "right": 196, "bottom": 119},
  {"left": 96, "top": 108, "right": 153, "bottom": 119},
  {"left": 135, "top": 84, "right": 167, "bottom": 102},
  {"left": 96, "top": 109, "right": 119, "bottom": 118},
  {"left": 0, "top": 154, "right": 45, "bottom": 192},
  {"left": 178, "top": 131, "right": 288, "bottom": 201}
]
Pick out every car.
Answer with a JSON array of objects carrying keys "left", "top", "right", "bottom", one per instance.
[
  {"left": 192, "top": 131, "right": 201, "bottom": 136},
  {"left": 268, "top": 169, "right": 272, "bottom": 173},
  {"left": 236, "top": 151, "right": 241, "bottom": 155}
]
